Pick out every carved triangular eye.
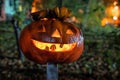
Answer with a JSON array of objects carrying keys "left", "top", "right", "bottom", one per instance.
[
  {"left": 66, "top": 29, "right": 74, "bottom": 35},
  {"left": 52, "top": 29, "right": 61, "bottom": 38},
  {"left": 39, "top": 25, "right": 46, "bottom": 32}
]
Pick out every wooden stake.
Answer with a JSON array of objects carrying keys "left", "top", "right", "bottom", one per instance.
[{"left": 47, "top": 63, "right": 58, "bottom": 80}]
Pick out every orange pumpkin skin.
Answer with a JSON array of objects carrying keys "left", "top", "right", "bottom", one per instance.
[{"left": 19, "top": 19, "right": 84, "bottom": 64}]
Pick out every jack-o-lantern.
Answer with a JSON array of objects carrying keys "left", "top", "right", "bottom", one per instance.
[{"left": 19, "top": 7, "right": 84, "bottom": 64}]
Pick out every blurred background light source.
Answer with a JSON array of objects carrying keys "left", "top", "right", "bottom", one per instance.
[{"left": 101, "top": 0, "right": 120, "bottom": 26}]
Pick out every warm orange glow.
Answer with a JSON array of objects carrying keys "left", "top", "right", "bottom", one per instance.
[
  {"left": 66, "top": 29, "right": 74, "bottom": 35},
  {"left": 32, "top": 39, "right": 77, "bottom": 52},
  {"left": 41, "top": 18, "right": 56, "bottom": 21},
  {"left": 106, "top": 2, "right": 120, "bottom": 17},
  {"left": 31, "top": 7, "right": 39, "bottom": 13},
  {"left": 114, "top": 19, "right": 120, "bottom": 24},
  {"left": 113, "top": 16, "right": 118, "bottom": 20},
  {"left": 112, "top": 6, "right": 119, "bottom": 17},
  {"left": 113, "top": 1, "right": 118, "bottom": 6},
  {"left": 101, "top": 17, "right": 120, "bottom": 26},
  {"left": 31, "top": 0, "right": 43, "bottom": 13},
  {"left": 41, "top": 18, "right": 48, "bottom": 21},
  {"left": 102, "top": 1, "right": 120, "bottom": 26},
  {"left": 101, "top": 18, "right": 113, "bottom": 26},
  {"left": 51, "top": 29, "right": 61, "bottom": 38}
]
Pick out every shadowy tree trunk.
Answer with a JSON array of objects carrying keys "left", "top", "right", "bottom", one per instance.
[{"left": 0, "top": 0, "right": 6, "bottom": 21}]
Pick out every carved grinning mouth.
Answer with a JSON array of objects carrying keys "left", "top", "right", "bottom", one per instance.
[{"left": 32, "top": 39, "right": 76, "bottom": 52}]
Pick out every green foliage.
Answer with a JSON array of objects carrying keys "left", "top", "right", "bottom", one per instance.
[{"left": 0, "top": 22, "right": 18, "bottom": 57}]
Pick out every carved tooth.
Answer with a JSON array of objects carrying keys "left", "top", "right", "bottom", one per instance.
[
  {"left": 50, "top": 45, "right": 56, "bottom": 51},
  {"left": 60, "top": 44, "right": 64, "bottom": 48},
  {"left": 45, "top": 46, "right": 49, "bottom": 51}
]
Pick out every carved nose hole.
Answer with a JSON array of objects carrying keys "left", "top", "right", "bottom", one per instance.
[{"left": 51, "top": 29, "right": 61, "bottom": 38}]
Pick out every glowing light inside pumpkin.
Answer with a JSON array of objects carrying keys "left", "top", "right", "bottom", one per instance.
[
  {"left": 51, "top": 29, "right": 61, "bottom": 38},
  {"left": 32, "top": 39, "right": 76, "bottom": 52}
]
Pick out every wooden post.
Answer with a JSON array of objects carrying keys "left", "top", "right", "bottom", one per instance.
[
  {"left": 46, "top": 0, "right": 62, "bottom": 80},
  {"left": 47, "top": 63, "right": 58, "bottom": 80}
]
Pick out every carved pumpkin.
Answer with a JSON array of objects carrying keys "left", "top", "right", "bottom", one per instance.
[{"left": 19, "top": 8, "right": 84, "bottom": 64}]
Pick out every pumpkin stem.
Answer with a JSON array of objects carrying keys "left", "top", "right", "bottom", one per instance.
[
  {"left": 31, "top": 7, "right": 72, "bottom": 21},
  {"left": 53, "top": 7, "right": 72, "bottom": 20}
]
